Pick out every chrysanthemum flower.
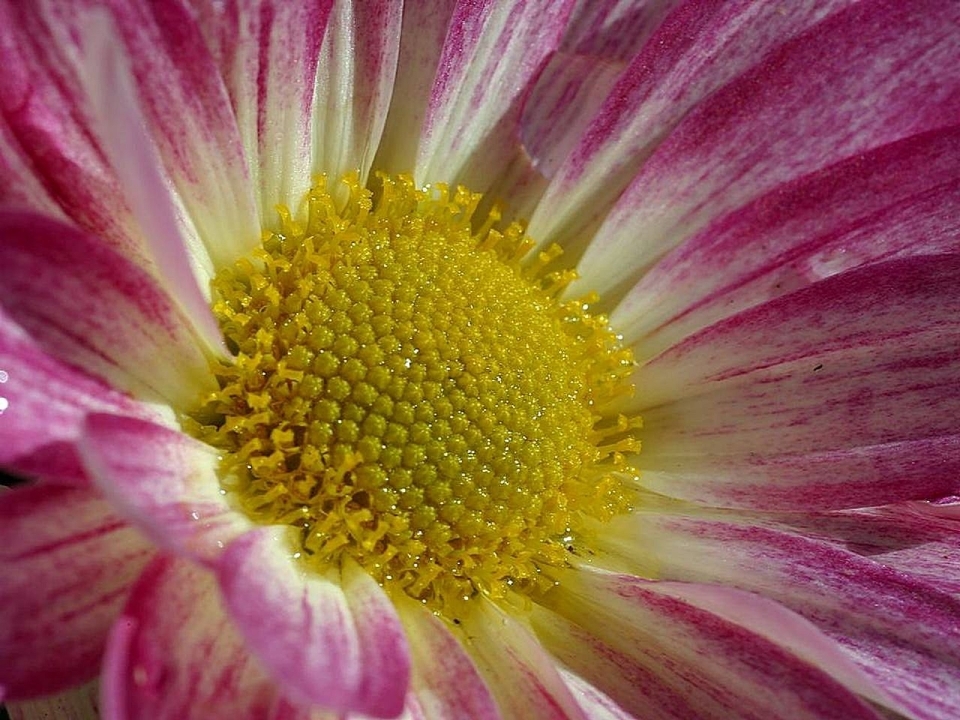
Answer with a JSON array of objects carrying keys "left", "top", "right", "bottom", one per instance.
[{"left": 2, "top": 1, "right": 959, "bottom": 718}]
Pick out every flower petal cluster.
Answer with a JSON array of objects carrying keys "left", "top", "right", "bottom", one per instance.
[{"left": 1, "top": 1, "right": 959, "bottom": 719}]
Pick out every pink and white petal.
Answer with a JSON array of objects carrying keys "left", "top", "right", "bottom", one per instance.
[
  {"left": 77, "top": 11, "right": 228, "bottom": 358},
  {"left": 373, "top": 0, "right": 458, "bottom": 177},
  {"left": 68, "top": 0, "right": 260, "bottom": 270},
  {"left": 0, "top": 309, "right": 161, "bottom": 485},
  {"left": 0, "top": 212, "right": 214, "bottom": 408},
  {"left": 0, "top": 113, "right": 64, "bottom": 219},
  {"left": 527, "top": 0, "right": 855, "bottom": 254},
  {"left": 561, "top": 0, "right": 682, "bottom": 62},
  {"left": 536, "top": 569, "right": 883, "bottom": 720},
  {"left": 0, "top": 485, "right": 155, "bottom": 700},
  {"left": 625, "top": 515, "right": 960, "bottom": 720},
  {"left": 520, "top": 52, "right": 626, "bottom": 182},
  {"left": 764, "top": 505, "right": 960, "bottom": 596},
  {"left": 191, "top": 1, "right": 332, "bottom": 222},
  {"left": 413, "top": 0, "right": 576, "bottom": 191},
  {"left": 102, "top": 556, "right": 306, "bottom": 720},
  {"left": 460, "top": 597, "right": 587, "bottom": 720},
  {"left": 0, "top": 2, "right": 149, "bottom": 265},
  {"left": 5, "top": 682, "right": 100, "bottom": 720},
  {"left": 312, "top": 0, "right": 402, "bottom": 192},
  {"left": 559, "top": 671, "right": 635, "bottom": 720},
  {"left": 616, "top": 127, "right": 960, "bottom": 359},
  {"left": 394, "top": 596, "right": 501, "bottom": 720},
  {"left": 217, "top": 527, "right": 410, "bottom": 718},
  {"left": 575, "top": 0, "right": 960, "bottom": 296},
  {"left": 633, "top": 255, "right": 960, "bottom": 509},
  {"left": 79, "top": 415, "right": 250, "bottom": 566}
]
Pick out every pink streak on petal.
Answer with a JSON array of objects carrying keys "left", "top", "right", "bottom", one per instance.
[
  {"left": 0, "top": 307, "right": 159, "bottom": 485},
  {"left": 615, "top": 127, "right": 960, "bottom": 359},
  {"left": 396, "top": 596, "right": 500, "bottom": 720},
  {"left": 77, "top": 10, "right": 227, "bottom": 358},
  {"left": 0, "top": 211, "right": 214, "bottom": 408},
  {"left": 576, "top": 0, "right": 960, "bottom": 296},
  {"left": 102, "top": 556, "right": 306, "bottom": 720},
  {"left": 217, "top": 527, "right": 410, "bottom": 718},
  {"left": 79, "top": 414, "right": 250, "bottom": 566},
  {"left": 0, "top": 485, "right": 155, "bottom": 700},
  {"left": 313, "top": 0, "right": 402, "bottom": 192},
  {"left": 634, "top": 515, "right": 960, "bottom": 720},
  {"left": 633, "top": 255, "right": 960, "bottom": 509},
  {"left": 415, "top": 0, "right": 577, "bottom": 190},
  {"left": 462, "top": 597, "right": 587, "bottom": 720},
  {"left": 0, "top": 2, "right": 150, "bottom": 266},
  {"left": 191, "top": 0, "right": 333, "bottom": 222},
  {"left": 561, "top": 0, "right": 682, "bottom": 62},
  {"left": 539, "top": 569, "right": 883, "bottom": 720},
  {"left": 528, "top": 0, "right": 856, "bottom": 255}
]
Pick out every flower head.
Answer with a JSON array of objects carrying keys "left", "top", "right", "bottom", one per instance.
[{"left": 2, "top": 1, "right": 960, "bottom": 719}]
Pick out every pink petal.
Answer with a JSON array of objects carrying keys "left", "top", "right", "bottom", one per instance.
[
  {"left": 527, "top": 0, "right": 856, "bottom": 254},
  {"left": 0, "top": 2, "right": 150, "bottom": 265},
  {"left": 5, "top": 682, "right": 100, "bottom": 720},
  {"left": 0, "top": 308, "right": 158, "bottom": 485},
  {"left": 413, "top": 0, "right": 577, "bottom": 190},
  {"left": 313, "top": 0, "right": 402, "bottom": 190},
  {"left": 0, "top": 113, "right": 64, "bottom": 221},
  {"left": 616, "top": 127, "right": 960, "bottom": 360},
  {"left": 535, "top": 569, "right": 883, "bottom": 720},
  {"left": 217, "top": 527, "right": 410, "bottom": 717},
  {"left": 0, "top": 212, "right": 214, "bottom": 408},
  {"left": 634, "top": 255, "right": 960, "bottom": 509},
  {"left": 520, "top": 52, "right": 626, "bottom": 181},
  {"left": 0, "top": 485, "right": 155, "bottom": 699},
  {"left": 77, "top": 9, "right": 228, "bottom": 357},
  {"left": 559, "top": 671, "right": 635, "bottom": 720},
  {"left": 373, "top": 0, "right": 458, "bottom": 176},
  {"left": 395, "top": 597, "right": 500, "bottom": 720},
  {"left": 190, "top": 0, "right": 333, "bottom": 221},
  {"left": 102, "top": 556, "right": 306, "bottom": 720},
  {"left": 79, "top": 414, "right": 250, "bottom": 566},
  {"left": 560, "top": 0, "right": 682, "bottom": 62},
  {"left": 628, "top": 514, "right": 960, "bottom": 720},
  {"left": 78, "top": 0, "right": 259, "bottom": 269},
  {"left": 461, "top": 597, "right": 587, "bottom": 720},
  {"left": 575, "top": 0, "right": 960, "bottom": 295}
]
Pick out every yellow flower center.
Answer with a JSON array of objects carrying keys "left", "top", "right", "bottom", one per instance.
[{"left": 187, "top": 173, "right": 641, "bottom": 613}]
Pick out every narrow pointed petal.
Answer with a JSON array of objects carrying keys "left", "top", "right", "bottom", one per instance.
[
  {"left": 80, "top": 415, "right": 251, "bottom": 566},
  {"left": 77, "top": 11, "right": 228, "bottom": 357},
  {"left": 0, "top": 212, "right": 214, "bottom": 408},
  {"left": 575, "top": 0, "right": 960, "bottom": 297},
  {"left": 528, "top": 0, "right": 856, "bottom": 254},
  {"left": 634, "top": 255, "right": 960, "bottom": 510},
  {"left": 217, "top": 527, "right": 410, "bottom": 717},
  {"left": 461, "top": 597, "right": 587, "bottom": 720},
  {"left": 629, "top": 514, "right": 960, "bottom": 720},
  {"left": 102, "top": 557, "right": 304, "bottom": 720},
  {"left": 614, "top": 127, "right": 960, "bottom": 359},
  {"left": 191, "top": 0, "right": 333, "bottom": 222},
  {"left": 0, "top": 308, "right": 160, "bottom": 485},
  {"left": 5, "top": 682, "right": 100, "bottom": 720},
  {"left": 313, "top": 0, "right": 402, "bottom": 190},
  {"left": 537, "top": 569, "right": 883, "bottom": 720},
  {"left": 0, "top": 485, "right": 155, "bottom": 699},
  {"left": 414, "top": 0, "right": 577, "bottom": 190},
  {"left": 395, "top": 596, "right": 501, "bottom": 720}
]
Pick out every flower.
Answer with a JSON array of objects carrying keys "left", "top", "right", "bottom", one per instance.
[{"left": 2, "top": 0, "right": 959, "bottom": 719}]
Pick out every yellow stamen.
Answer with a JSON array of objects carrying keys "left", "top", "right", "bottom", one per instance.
[{"left": 185, "top": 173, "right": 641, "bottom": 614}]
